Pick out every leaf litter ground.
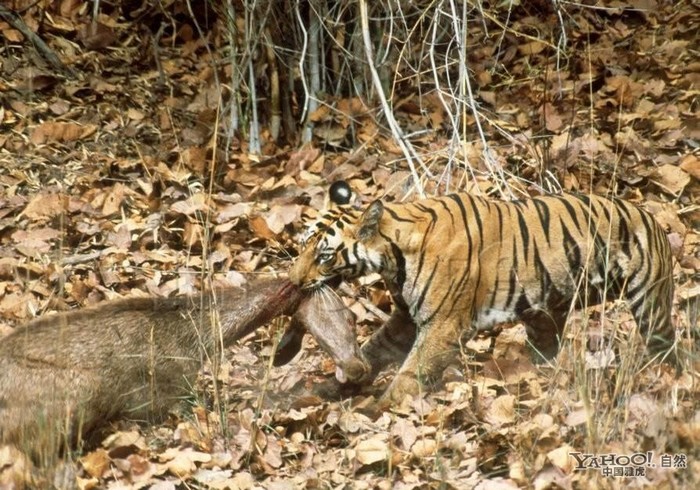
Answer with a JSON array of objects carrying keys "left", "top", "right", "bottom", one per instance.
[{"left": 0, "top": 1, "right": 698, "bottom": 489}]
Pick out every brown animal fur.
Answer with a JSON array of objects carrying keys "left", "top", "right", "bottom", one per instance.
[{"left": 0, "top": 278, "right": 369, "bottom": 461}]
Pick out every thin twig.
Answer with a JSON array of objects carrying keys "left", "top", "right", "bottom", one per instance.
[
  {"left": 60, "top": 249, "right": 109, "bottom": 266},
  {"left": 150, "top": 23, "right": 167, "bottom": 86},
  {"left": 358, "top": 0, "right": 431, "bottom": 197},
  {"left": 0, "top": 5, "right": 75, "bottom": 77},
  {"left": 295, "top": 1, "right": 312, "bottom": 143},
  {"left": 265, "top": 28, "right": 281, "bottom": 142}
]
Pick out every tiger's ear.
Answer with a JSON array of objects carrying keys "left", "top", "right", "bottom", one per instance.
[{"left": 356, "top": 200, "right": 383, "bottom": 242}]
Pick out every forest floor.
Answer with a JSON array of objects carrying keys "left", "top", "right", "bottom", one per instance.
[{"left": 0, "top": 1, "right": 698, "bottom": 489}]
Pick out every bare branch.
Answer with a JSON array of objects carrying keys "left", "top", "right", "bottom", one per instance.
[{"left": 358, "top": 0, "right": 431, "bottom": 197}]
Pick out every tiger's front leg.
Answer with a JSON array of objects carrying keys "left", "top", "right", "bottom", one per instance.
[
  {"left": 308, "top": 306, "right": 416, "bottom": 400},
  {"left": 381, "top": 316, "right": 464, "bottom": 405},
  {"left": 360, "top": 307, "right": 416, "bottom": 381}
]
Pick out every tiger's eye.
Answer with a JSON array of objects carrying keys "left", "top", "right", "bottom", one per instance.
[{"left": 317, "top": 253, "right": 335, "bottom": 265}]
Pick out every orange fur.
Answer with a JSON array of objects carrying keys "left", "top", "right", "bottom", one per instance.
[{"left": 291, "top": 189, "right": 677, "bottom": 403}]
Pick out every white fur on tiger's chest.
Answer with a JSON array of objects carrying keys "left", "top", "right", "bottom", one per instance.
[{"left": 473, "top": 308, "right": 519, "bottom": 331}]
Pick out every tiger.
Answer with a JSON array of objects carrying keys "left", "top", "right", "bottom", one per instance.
[{"left": 289, "top": 181, "right": 679, "bottom": 404}]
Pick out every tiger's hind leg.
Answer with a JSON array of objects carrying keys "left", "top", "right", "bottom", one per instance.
[
  {"left": 522, "top": 309, "right": 567, "bottom": 364},
  {"left": 627, "top": 276, "right": 679, "bottom": 369}
]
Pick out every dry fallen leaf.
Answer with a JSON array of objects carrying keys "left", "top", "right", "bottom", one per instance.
[
  {"left": 518, "top": 40, "right": 546, "bottom": 55},
  {"left": 546, "top": 444, "right": 575, "bottom": 473},
  {"left": 166, "top": 452, "right": 196, "bottom": 478},
  {"left": 263, "top": 435, "right": 283, "bottom": 469},
  {"left": 30, "top": 121, "right": 97, "bottom": 144},
  {"left": 265, "top": 204, "right": 302, "bottom": 235},
  {"left": 484, "top": 395, "right": 517, "bottom": 426},
  {"left": 355, "top": 438, "right": 389, "bottom": 465},
  {"left": 338, "top": 412, "right": 372, "bottom": 433},
  {"left": 249, "top": 215, "right": 276, "bottom": 239},
  {"left": 78, "top": 21, "right": 117, "bottom": 50},
  {"left": 21, "top": 192, "right": 68, "bottom": 220},
  {"left": 170, "top": 193, "right": 210, "bottom": 216},
  {"left": 217, "top": 202, "right": 253, "bottom": 222},
  {"left": 679, "top": 154, "right": 700, "bottom": 180},
  {"left": 102, "top": 430, "right": 147, "bottom": 452},
  {"left": 80, "top": 448, "right": 110, "bottom": 478},
  {"left": 161, "top": 448, "right": 212, "bottom": 478},
  {"left": 564, "top": 409, "right": 587, "bottom": 428},
  {"left": 653, "top": 164, "right": 691, "bottom": 194},
  {"left": 540, "top": 103, "right": 564, "bottom": 132},
  {"left": 391, "top": 417, "right": 418, "bottom": 451},
  {"left": 411, "top": 439, "right": 437, "bottom": 459}
]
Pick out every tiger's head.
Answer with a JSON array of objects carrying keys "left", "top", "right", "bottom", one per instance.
[{"left": 289, "top": 181, "right": 388, "bottom": 290}]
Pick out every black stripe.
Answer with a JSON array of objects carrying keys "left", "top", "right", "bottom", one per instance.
[
  {"left": 581, "top": 201, "right": 608, "bottom": 277},
  {"left": 351, "top": 242, "right": 361, "bottom": 269},
  {"left": 516, "top": 207, "right": 530, "bottom": 264},
  {"left": 597, "top": 199, "right": 611, "bottom": 224},
  {"left": 504, "top": 239, "right": 519, "bottom": 309},
  {"left": 637, "top": 209, "right": 657, "bottom": 251},
  {"left": 495, "top": 204, "right": 504, "bottom": 234},
  {"left": 618, "top": 210, "right": 631, "bottom": 259},
  {"left": 411, "top": 247, "right": 426, "bottom": 293},
  {"left": 560, "top": 218, "right": 581, "bottom": 273},
  {"left": 453, "top": 262, "right": 473, "bottom": 307},
  {"left": 573, "top": 193, "right": 591, "bottom": 208},
  {"left": 423, "top": 275, "right": 459, "bottom": 326},
  {"left": 414, "top": 203, "right": 432, "bottom": 213},
  {"left": 437, "top": 199, "right": 455, "bottom": 228},
  {"left": 383, "top": 206, "right": 415, "bottom": 223},
  {"left": 419, "top": 206, "right": 438, "bottom": 250},
  {"left": 448, "top": 194, "right": 469, "bottom": 229},
  {"left": 489, "top": 271, "right": 500, "bottom": 306},
  {"left": 469, "top": 261, "right": 482, "bottom": 316},
  {"left": 461, "top": 196, "right": 476, "bottom": 262},
  {"left": 468, "top": 196, "right": 484, "bottom": 247},
  {"left": 390, "top": 242, "right": 406, "bottom": 291},
  {"left": 533, "top": 199, "right": 551, "bottom": 246},
  {"left": 559, "top": 197, "right": 582, "bottom": 230},
  {"left": 391, "top": 291, "right": 410, "bottom": 312},
  {"left": 533, "top": 239, "right": 554, "bottom": 297},
  {"left": 341, "top": 246, "right": 351, "bottom": 269},
  {"left": 614, "top": 198, "right": 633, "bottom": 222},
  {"left": 489, "top": 205, "right": 506, "bottom": 308},
  {"left": 410, "top": 207, "right": 437, "bottom": 293},
  {"left": 413, "top": 262, "right": 438, "bottom": 315},
  {"left": 448, "top": 194, "right": 475, "bottom": 268},
  {"left": 624, "top": 240, "right": 651, "bottom": 301}
]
